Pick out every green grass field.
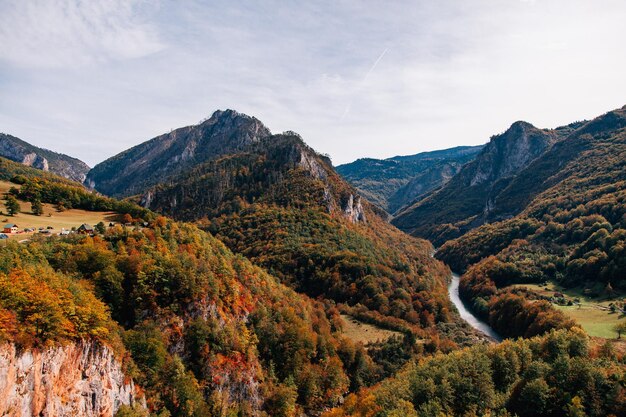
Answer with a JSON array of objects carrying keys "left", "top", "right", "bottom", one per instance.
[
  {"left": 555, "top": 305, "right": 626, "bottom": 338},
  {"left": 511, "top": 281, "right": 626, "bottom": 339},
  {"left": 1, "top": 180, "right": 118, "bottom": 241}
]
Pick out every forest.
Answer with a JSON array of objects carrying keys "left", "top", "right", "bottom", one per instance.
[
  {"left": 435, "top": 110, "right": 626, "bottom": 339},
  {"left": 0, "top": 220, "right": 362, "bottom": 416},
  {"left": 323, "top": 329, "right": 625, "bottom": 417},
  {"left": 142, "top": 134, "right": 454, "bottom": 339}
]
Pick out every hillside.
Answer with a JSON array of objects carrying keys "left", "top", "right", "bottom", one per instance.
[
  {"left": 392, "top": 121, "right": 583, "bottom": 245},
  {"left": 436, "top": 106, "right": 626, "bottom": 339},
  {"left": 324, "top": 329, "right": 626, "bottom": 417},
  {"left": 134, "top": 128, "right": 456, "bottom": 337},
  {"left": 0, "top": 133, "right": 90, "bottom": 182},
  {"left": 86, "top": 110, "right": 271, "bottom": 197},
  {"left": 0, "top": 218, "right": 371, "bottom": 415},
  {"left": 89, "top": 113, "right": 467, "bottom": 347},
  {"left": 336, "top": 145, "right": 483, "bottom": 213}
]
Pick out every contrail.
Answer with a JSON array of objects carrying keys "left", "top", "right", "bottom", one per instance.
[{"left": 341, "top": 48, "right": 389, "bottom": 121}]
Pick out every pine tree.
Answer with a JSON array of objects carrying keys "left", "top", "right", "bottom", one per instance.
[
  {"left": 5, "top": 195, "right": 20, "bottom": 216},
  {"left": 31, "top": 199, "right": 43, "bottom": 216},
  {"left": 95, "top": 221, "right": 106, "bottom": 234}
]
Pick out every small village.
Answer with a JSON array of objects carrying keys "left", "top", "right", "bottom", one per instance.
[{"left": 0, "top": 222, "right": 101, "bottom": 240}]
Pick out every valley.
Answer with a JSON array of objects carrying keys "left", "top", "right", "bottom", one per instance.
[
  {"left": 0, "top": 105, "right": 625, "bottom": 417},
  {"left": 448, "top": 272, "right": 501, "bottom": 342}
]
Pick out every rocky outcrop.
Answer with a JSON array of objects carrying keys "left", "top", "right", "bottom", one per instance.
[
  {"left": 392, "top": 121, "right": 562, "bottom": 244},
  {"left": 469, "top": 121, "right": 556, "bottom": 186},
  {"left": 343, "top": 194, "right": 366, "bottom": 223},
  {"left": 0, "top": 133, "right": 90, "bottom": 183},
  {"left": 0, "top": 341, "right": 143, "bottom": 417},
  {"left": 86, "top": 109, "right": 272, "bottom": 197}
]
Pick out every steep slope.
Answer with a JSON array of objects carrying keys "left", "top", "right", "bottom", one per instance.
[
  {"left": 436, "top": 106, "right": 626, "bottom": 338},
  {"left": 336, "top": 145, "right": 483, "bottom": 213},
  {"left": 0, "top": 342, "right": 141, "bottom": 417},
  {"left": 86, "top": 110, "right": 271, "bottom": 197},
  {"left": 3, "top": 164, "right": 381, "bottom": 415},
  {"left": 438, "top": 106, "right": 626, "bottom": 276},
  {"left": 392, "top": 121, "right": 570, "bottom": 245},
  {"left": 135, "top": 128, "right": 453, "bottom": 338},
  {"left": 91, "top": 112, "right": 457, "bottom": 344},
  {"left": 0, "top": 219, "right": 360, "bottom": 416},
  {"left": 0, "top": 133, "right": 90, "bottom": 182},
  {"left": 0, "top": 246, "right": 143, "bottom": 416}
]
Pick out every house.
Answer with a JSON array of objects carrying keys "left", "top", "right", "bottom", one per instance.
[
  {"left": 77, "top": 224, "right": 94, "bottom": 234},
  {"left": 3, "top": 224, "right": 18, "bottom": 234},
  {"left": 0, "top": 233, "right": 8, "bottom": 239}
]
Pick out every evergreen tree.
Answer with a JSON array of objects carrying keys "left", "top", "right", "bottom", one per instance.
[
  {"left": 95, "top": 221, "right": 106, "bottom": 234},
  {"left": 31, "top": 199, "right": 43, "bottom": 216},
  {"left": 5, "top": 195, "right": 20, "bottom": 216}
]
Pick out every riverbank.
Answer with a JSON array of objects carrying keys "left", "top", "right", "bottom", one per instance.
[{"left": 448, "top": 272, "right": 502, "bottom": 342}]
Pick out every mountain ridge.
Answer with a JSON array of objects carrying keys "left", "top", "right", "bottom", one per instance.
[
  {"left": 336, "top": 145, "right": 484, "bottom": 213},
  {"left": 391, "top": 119, "right": 577, "bottom": 244},
  {"left": 0, "top": 133, "right": 90, "bottom": 182},
  {"left": 86, "top": 109, "right": 271, "bottom": 197}
]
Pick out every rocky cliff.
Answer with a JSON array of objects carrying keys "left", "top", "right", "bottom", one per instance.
[
  {"left": 0, "top": 341, "right": 143, "bottom": 417},
  {"left": 86, "top": 109, "right": 271, "bottom": 197},
  {"left": 0, "top": 133, "right": 90, "bottom": 183},
  {"left": 392, "top": 121, "right": 564, "bottom": 244}
]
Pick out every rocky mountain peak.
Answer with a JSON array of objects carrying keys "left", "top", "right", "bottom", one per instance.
[
  {"left": 469, "top": 120, "right": 556, "bottom": 186},
  {"left": 86, "top": 109, "right": 272, "bottom": 197}
]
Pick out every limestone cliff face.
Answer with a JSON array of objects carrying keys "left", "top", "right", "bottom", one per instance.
[
  {"left": 392, "top": 120, "right": 562, "bottom": 244},
  {"left": 469, "top": 121, "right": 557, "bottom": 187},
  {"left": 0, "top": 133, "right": 89, "bottom": 183},
  {"left": 343, "top": 194, "right": 366, "bottom": 223},
  {"left": 0, "top": 341, "right": 143, "bottom": 417}
]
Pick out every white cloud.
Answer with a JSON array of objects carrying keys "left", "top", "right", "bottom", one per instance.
[
  {"left": 0, "top": 0, "right": 164, "bottom": 68},
  {"left": 0, "top": 0, "right": 624, "bottom": 166}
]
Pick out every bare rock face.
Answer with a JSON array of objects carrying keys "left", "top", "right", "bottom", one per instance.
[
  {"left": 0, "top": 341, "right": 143, "bottom": 417},
  {"left": 87, "top": 109, "right": 272, "bottom": 197},
  {"left": 469, "top": 121, "right": 556, "bottom": 186},
  {"left": 392, "top": 120, "right": 561, "bottom": 244},
  {"left": 0, "top": 133, "right": 90, "bottom": 183},
  {"left": 343, "top": 194, "right": 366, "bottom": 223}
]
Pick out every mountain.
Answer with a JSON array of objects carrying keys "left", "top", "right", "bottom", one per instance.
[
  {"left": 391, "top": 120, "right": 584, "bottom": 245},
  {"left": 1, "top": 161, "right": 374, "bottom": 415},
  {"left": 0, "top": 133, "right": 90, "bottom": 182},
  {"left": 92, "top": 111, "right": 461, "bottom": 346},
  {"left": 434, "top": 106, "right": 626, "bottom": 339},
  {"left": 336, "top": 146, "right": 483, "bottom": 213},
  {"left": 86, "top": 110, "right": 271, "bottom": 197}
]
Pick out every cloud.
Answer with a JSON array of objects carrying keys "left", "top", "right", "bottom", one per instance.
[
  {"left": 0, "top": 0, "right": 164, "bottom": 68},
  {"left": 0, "top": 0, "right": 624, "bottom": 166}
]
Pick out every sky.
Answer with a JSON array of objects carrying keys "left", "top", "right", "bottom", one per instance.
[{"left": 0, "top": 0, "right": 625, "bottom": 167}]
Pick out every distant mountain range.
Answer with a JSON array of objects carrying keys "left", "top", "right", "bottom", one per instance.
[
  {"left": 336, "top": 145, "right": 484, "bottom": 214},
  {"left": 0, "top": 133, "right": 90, "bottom": 182},
  {"left": 391, "top": 119, "right": 585, "bottom": 245}
]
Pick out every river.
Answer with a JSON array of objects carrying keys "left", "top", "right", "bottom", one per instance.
[{"left": 448, "top": 272, "right": 502, "bottom": 342}]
